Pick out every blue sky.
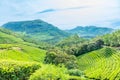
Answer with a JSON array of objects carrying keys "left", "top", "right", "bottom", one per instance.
[{"left": 0, "top": 0, "right": 120, "bottom": 29}]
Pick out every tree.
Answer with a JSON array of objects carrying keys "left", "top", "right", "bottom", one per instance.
[{"left": 44, "top": 49, "right": 77, "bottom": 69}]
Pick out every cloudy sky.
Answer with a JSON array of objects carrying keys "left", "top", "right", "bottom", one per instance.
[{"left": 0, "top": 0, "right": 120, "bottom": 29}]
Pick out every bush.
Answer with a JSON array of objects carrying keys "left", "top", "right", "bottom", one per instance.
[
  {"left": 29, "top": 65, "right": 69, "bottom": 80},
  {"left": 0, "top": 60, "right": 40, "bottom": 80},
  {"left": 44, "top": 51, "right": 77, "bottom": 69},
  {"left": 68, "top": 69, "right": 84, "bottom": 76}
]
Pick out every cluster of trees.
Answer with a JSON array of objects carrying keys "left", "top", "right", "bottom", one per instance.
[
  {"left": 56, "top": 35, "right": 87, "bottom": 48},
  {"left": 43, "top": 30, "right": 120, "bottom": 71},
  {"left": 102, "top": 30, "right": 120, "bottom": 47},
  {"left": 44, "top": 49, "right": 77, "bottom": 69},
  {"left": 44, "top": 39, "right": 104, "bottom": 69},
  {"left": 61, "top": 39, "right": 104, "bottom": 57}
]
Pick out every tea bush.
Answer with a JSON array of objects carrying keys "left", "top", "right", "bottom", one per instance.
[
  {"left": 29, "top": 64, "right": 69, "bottom": 80},
  {"left": 0, "top": 60, "right": 41, "bottom": 80}
]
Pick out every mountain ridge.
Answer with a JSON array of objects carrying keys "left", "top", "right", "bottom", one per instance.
[{"left": 66, "top": 26, "right": 114, "bottom": 38}]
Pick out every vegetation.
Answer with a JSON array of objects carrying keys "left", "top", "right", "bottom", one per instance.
[
  {"left": 0, "top": 44, "right": 46, "bottom": 62},
  {"left": 29, "top": 65, "right": 69, "bottom": 80},
  {"left": 77, "top": 47, "right": 120, "bottom": 79},
  {"left": 57, "top": 36, "right": 104, "bottom": 56},
  {"left": 0, "top": 60, "right": 40, "bottom": 80},
  {"left": 0, "top": 28, "right": 46, "bottom": 62},
  {"left": 0, "top": 20, "right": 120, "bottom": 80},
  {"left": 101, "top": 30, "right": 120, "bottom": 47},
  {"left": 56, "top": 34, "right": 87, "bottom": 48},
  {"left": 66, "top": 26, "right": 113, "bottom": 38},
  {"left": 44, "top": 50, "right": 77, "bottom": 69},
  {"left": 2, "top": 20, "right": 69, "bottom": 44}
]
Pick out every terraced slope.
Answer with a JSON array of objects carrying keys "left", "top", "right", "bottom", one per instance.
[{"left": 77, "top": 47, "right": 120, "bottom": 79}]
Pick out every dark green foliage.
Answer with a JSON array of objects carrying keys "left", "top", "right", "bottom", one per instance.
[
  {"left": 63, "top": 39, "right": 104, "bottom": 56},
  {"left": 0, "top": 60, "right": 40, "bottom": 80},
  {"left": 56, "top": 34, "right": 104, "bottom": 57},
  {"left": 66, "top": 26, "right": 113, "bottom": 38},
  {"left": 56, "top": 34, "right": 87, "bottom": 48},
  {"left": 68, "top": 69, "right": 84, "bottom": 76},
  {"left": 77, "top": 39, "right": 104, "bottom": 56},
  {"left": 44, "top": 50, "right": 77, "bottom": 69}
]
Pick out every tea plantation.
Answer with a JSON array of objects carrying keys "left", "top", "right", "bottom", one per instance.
[{"left": 77, "top": 47, "right": 120, "bottom": 79}]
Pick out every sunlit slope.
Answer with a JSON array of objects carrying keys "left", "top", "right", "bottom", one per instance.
[
  {"left": 0, "top": 44, "right": 46, "bottom": 62},
  {"left": 0, "top": 28, "right": 46, "bottom": 62},
  {"left": 0, "top": 28, "right": 24, "bottom": 43},
  {"left": 77, "top": 47, "right": 120, "bottom": 79}
]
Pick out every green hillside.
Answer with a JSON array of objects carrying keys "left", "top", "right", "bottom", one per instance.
[
  {"left": 2, "top": 19, "right": 69, "bottom": 44},
  {"left": 0, "top": 44, "right": 46, "bottom": 62},
  {"left": 77, "top": 47, "right": 120, "bottom": 79},
  {"left": 0, "top": 28, "right": 24, "bottom": 44},
  {"left": 0, "top": 28, "right": 76, "bottom": 80},
  {"left": 0, "top": 28, "right": 46, "bottom": 62}
]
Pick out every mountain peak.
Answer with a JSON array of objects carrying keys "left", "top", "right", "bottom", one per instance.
[
  {"left": 2, "top": 19, "right": 69, "bottom": 43},
  {"left": 2, "top": 19, "right": 57, "bottom": 33}
]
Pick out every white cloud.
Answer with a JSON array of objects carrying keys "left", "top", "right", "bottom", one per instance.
[{"left": 0, "top": 0, "right": 120, "bottom": 29}]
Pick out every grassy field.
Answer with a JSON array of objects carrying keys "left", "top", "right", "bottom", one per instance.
[
  {"left": 0, "top": 44, "right": 46, "bottom": 62},
  {"left": 77, "top": 47, "right": 120, "bottom": 79},
  {"left": 0, "top": 28, "right": 46, "bottom": 62}
]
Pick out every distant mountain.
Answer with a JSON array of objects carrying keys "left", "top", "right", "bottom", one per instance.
[
  {"left": 2, "top": 19, "right": 69, "bottom": 44},
  {"left": 66, "top": 26, "right": 114, "bottom": 38}
]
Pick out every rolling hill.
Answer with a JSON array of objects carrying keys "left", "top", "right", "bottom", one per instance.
[
  {"left": 66, "top": 26, "right": 114, "bottom": 38},
  {"left": 2, "top": 19, "right": 69, "bottom": 44},
  {"left": 0, "top": 28, "right": 82, "bottom": 80},
  {"left": 0, "top": 28, "right": 46, "bottom": 62}
]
